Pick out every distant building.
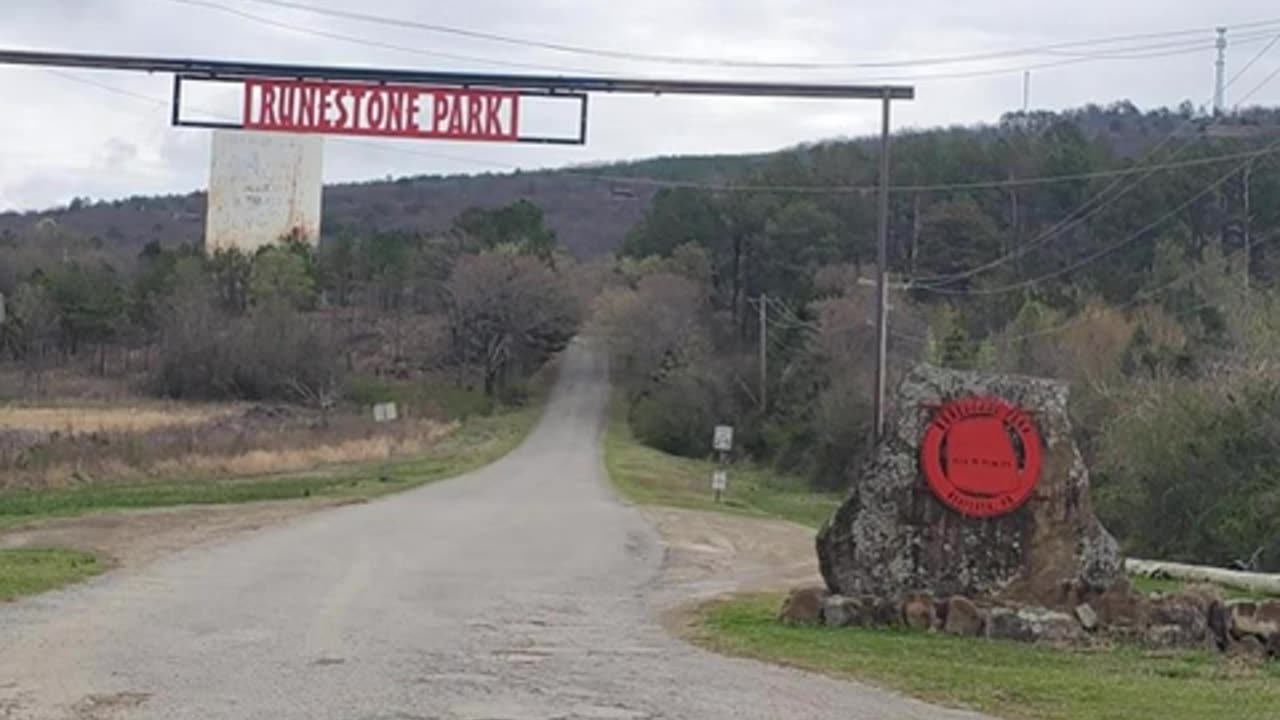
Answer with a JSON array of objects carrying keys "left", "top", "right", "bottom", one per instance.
[{"left": 205, "top": 130, "right": 324, "bottom": 253}]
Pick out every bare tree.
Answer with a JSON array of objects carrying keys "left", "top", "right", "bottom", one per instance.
[
  {"left": 445, "top": 253, "right": 579, "bottom": 398},
  {"left": 590, "top": 272, "right": 711, "bottom": 391}
]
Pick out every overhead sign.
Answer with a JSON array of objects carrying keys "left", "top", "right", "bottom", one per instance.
[
  {"left": 244, "top": 79, "right": 519, "bottom": 141},
  {"left": 713, "top": 425, "right": 734, "bottom": 453},
  {"left": 172, "top": 75, "right": 589, "bottom": 145},
  {"left": 919, "top": 397, "right": 1042, "bottom": 518}
]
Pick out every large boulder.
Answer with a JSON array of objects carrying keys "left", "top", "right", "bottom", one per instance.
[{"left": 817, "top": 365, "right": 1122, "bottom": 607}]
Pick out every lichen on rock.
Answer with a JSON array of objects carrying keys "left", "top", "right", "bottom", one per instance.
[{"left": 816, "top": 363, "right": 1123, "bottom": 607}]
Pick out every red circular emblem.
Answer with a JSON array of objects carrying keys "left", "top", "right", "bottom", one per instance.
[{"left": 920, "top": 397, "right": 1042, "bottom": 518}]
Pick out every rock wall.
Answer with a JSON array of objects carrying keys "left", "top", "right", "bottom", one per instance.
[
  {"left": 816, "top": 364, "right": 1122, "bottom": 606},
  {"left": 781, "top": 582, "right": 1280, "bottom": 660}
]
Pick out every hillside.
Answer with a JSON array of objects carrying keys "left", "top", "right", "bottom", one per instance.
[
  {"left": 0, "top": 171, "right": 657, "bottom": 261},
  {"left": 3, "top": 101, "right": 1278, "bottom": 264}
]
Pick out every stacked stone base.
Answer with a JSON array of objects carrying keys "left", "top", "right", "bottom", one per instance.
[{"left": 778, "top": 581, "right": 1280, "bottom": 660}]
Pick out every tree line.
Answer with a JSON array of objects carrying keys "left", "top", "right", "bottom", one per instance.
[
  {"left": 0, "top": 199, "right": 581, "bottom": 408},
  {"left": 597, "top": 101, "right": 1280, "bottom": 570}
]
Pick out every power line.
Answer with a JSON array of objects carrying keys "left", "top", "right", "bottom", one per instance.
[
  {"left": 226, "top": 0, "right": 1280, "bottom": 71},
  {"left": 1237, "top": 63, "right": 1280, "bottom": 107},
  {"left": 911, "top": 32, "right": 1280, "bottom": 289},
  {"left": 913, "top": 31, "right": 1280, "bottom": 287},
  {"left": 765, "top": 295, "right": 927, "bottom": 344},
  {"left": 161, "top": 0, "right": 604, "bottom": 75},
  {"left": 998, "top": 230, "right": 1277, "bottom": 343},
  {"left": 159, "top": 0, "right": 1280, "bottom": 85},
  {"left": 924, "top": 132, "right": 1280, "bottom": 296},
  {"left": 47, "top": 69, "right": 1280, "bottom": 198},
  {"left": 565, "top": 146, "right": 1280, "bottom": 194}
]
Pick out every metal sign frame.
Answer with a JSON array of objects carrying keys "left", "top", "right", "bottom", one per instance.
[
  {"left": 0, "top": 49, "right": 913, "bottom": 100},
  {"left": 171, "top": 74, "right": 590, "bottom": 145},
  {"left": 0, "top": 49, "right": 913, "bottom": 431}
]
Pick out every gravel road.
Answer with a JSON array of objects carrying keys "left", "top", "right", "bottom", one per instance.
[{"left": 0, "top": 343, "right": 986, "bottom": 720}]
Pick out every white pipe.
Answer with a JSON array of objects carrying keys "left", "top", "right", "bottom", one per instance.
[{"left": 1126, "top": 558, "right": 1280, "bottom": 597}]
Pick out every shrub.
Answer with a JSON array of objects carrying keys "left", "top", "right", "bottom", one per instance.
[
  {"left": 1096, "top": 374, "right": 1280, "bottom": 570},
  {"left": 152, "top": 286, "right": 343, "bottom": 404},
  {"left": 629, "top": 368, "right": 730, "bottom": 458}
]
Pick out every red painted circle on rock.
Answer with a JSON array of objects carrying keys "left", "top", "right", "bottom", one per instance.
[{"left": 920, "top": 396, "right": 1042, "bottom": 518}]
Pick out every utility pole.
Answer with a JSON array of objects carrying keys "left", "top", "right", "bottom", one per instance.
[
  {"left": 1214, "top": 27, "right": 1228, "bottom": 115},
  {"left": 1022, "top": 71, "right": 1031, "bottom": 112},
  {"left": 759, "top": 293, "right": 768, "bottom": 412},
  {"left": 1244, "top": 159, "right": 1252, "bottom": 290},
  {"left": 873, "top": 90, "right": 893, "bottom": 442}
]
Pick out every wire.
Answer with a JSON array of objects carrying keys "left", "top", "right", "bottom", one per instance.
[
  {"left": 565, "top": 147, "right": 1280, "bottom": 194},
  {"left": 911, "top": 32, "right": 1280, "bottom": 289},
  {"left": 997, "top": 230, "right": 1278, "bottom": 343},
  {"left": 158, "top": 0, "right": 1280, "bottom": 85},
  {"left": 49, "top": 69, "right": 1280, "bottom": 198},
  {"left": 1237, "top": 64, "right": 1280, "bottom": 107},
  {"left": 766, "top": 295, "right": 927, "bottom": 344},
  {"left": 226, "top": 0, "right": 1280, "bottom": 71},
  {"left": 921, "top": 134, "right": 1280, "bottom": 296},
  {"left": 160, "top": 0, "right": 605, "bottom": 75}
]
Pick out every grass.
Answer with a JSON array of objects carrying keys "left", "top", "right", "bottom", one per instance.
[
  {"left": 603, "top": 395, "right": 1280, "bottom": 718},
  {"left": 0, "top": 548, "right": 102, "bottom": 602},
  {"left": 695, "top": 594, "right": 1280, "bottom": 720},
  {"left": 603, "top": 398, "right": 840, "bottom": 528},
  {"left": 0, "top": 402, "right": 541, "bottom": 530},
  {"left": 1129, "top": 573, "right": 1276, "bottom": 601},
  {"left": 0, "top": 403, "right": 236, "bottom": 432}
]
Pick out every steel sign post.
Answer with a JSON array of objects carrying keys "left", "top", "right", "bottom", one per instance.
[
  {"left": 711, "top": 425, "right": 734, "bottom": 503},
  {"left": 872, "top": 89, "right": 892, "bottom": 443}
]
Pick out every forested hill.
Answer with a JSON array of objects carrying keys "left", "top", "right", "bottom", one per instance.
[
  {"left": 0, "top": 171, "right": 658, "bottom": 262},
  {"left": 1, "top": 101, "right": 1277, "bottom": 263}
]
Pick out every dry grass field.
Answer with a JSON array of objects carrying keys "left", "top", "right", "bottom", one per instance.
[{"left": 0, "top": 404, "right": 239, "bottom": 434}]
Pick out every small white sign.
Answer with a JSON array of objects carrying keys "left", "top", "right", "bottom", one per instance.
[
  {"left": 712, "top": 470, "right": 728, "bottom": 492},
  {"left": 373, "top": 402, "right": 399, "bottom": 423},
  {"left": 713, "top": 425, "right": 734, "bottom": 452}
]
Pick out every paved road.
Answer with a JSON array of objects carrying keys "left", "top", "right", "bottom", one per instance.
[{"left": 0, "top": 344, "right": 985, "bottom": 720}]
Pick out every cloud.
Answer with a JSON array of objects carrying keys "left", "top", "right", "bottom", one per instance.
[{"left": 0, "top": 0, "right": 1276, "bottom": 210}]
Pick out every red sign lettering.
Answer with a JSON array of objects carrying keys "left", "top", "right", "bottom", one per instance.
[
  {"left": 919, "top": 396, "right": 1043, "bottom": 519},
  {"left": 243, "top": 79, "right": 521, "bottom": 142}
]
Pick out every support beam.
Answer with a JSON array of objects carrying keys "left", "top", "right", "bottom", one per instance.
[
  {"left": 872, "top": 91, "right": 893, "bottom": 442},
  {"left": 0, "top": 48, "right": 915, "bottom": 100}
]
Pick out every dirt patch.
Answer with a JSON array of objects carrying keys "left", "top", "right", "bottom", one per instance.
[
  {"left": 0, "top": 499, "right": 346, "bottom": 571},
  {"left": 71, "top": 691, "right": 151, "bottom": 720},
  {"left": 641, "top": 507, "right": 820, "bottom": 634}
]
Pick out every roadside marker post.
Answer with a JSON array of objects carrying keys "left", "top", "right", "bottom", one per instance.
[{"left": 712, "top": 425, "right": 734, "bottom": 503}]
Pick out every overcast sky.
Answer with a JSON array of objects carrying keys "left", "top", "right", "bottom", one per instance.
[{"left": 1, "top": 0, "right": 1278, "bottom": 211}]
